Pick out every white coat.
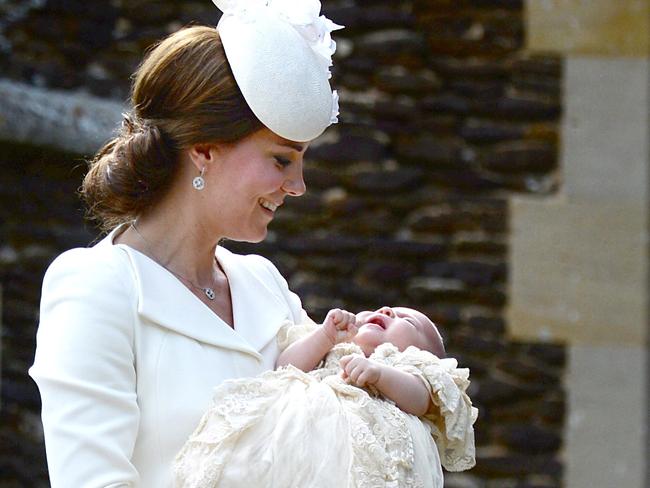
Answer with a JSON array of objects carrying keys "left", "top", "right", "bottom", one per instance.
[{"left": 29, "top": 229, "right": 308, "bottom": 487}]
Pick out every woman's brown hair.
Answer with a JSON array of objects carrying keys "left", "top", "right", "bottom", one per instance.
[{"left": 82, "top": 26, "right": 263, "bottom": 230}]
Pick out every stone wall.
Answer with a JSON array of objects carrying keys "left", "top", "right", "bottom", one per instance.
[{"left": 0, "top": 1, "right": 565, "bottom": 487}]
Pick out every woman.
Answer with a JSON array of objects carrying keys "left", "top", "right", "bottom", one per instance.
[{"left": 29, "top": 1, "right": 342, "bottom": 486}]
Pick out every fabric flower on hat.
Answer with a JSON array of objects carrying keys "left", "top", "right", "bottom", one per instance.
[{"left": 213, "top": 0, "right": 343, "bottom": 79}]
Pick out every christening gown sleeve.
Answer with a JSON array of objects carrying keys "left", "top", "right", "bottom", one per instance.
[
  {"left": 373, "top": 344, "right": 478, "bottom": 472},
  {"left": 29, "top": 247, "right": 140, "bottom": 488}
]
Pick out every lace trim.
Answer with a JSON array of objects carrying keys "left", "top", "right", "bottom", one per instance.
[{"left": 373, "top": 343, "right": 478, "bottom": 472}]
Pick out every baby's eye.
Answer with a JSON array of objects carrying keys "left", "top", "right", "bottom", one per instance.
[{"left": 274, "top": 156, "right": 291, "bottom": 167}]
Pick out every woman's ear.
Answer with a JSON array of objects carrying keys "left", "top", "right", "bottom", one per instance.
[{"left": 187, "top": 143, "right": 220, "bottom": 172}]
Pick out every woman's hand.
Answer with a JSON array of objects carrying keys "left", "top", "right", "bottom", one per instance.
[
  {"left": 340, "top": 354, "right": 383, "bottom": 387},
  {"left": 322, "top": 308, "right": 357, "bottom": 345}
]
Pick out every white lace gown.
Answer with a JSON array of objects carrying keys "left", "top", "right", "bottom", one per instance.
[{"left": 174, "top": 331, "right": 477, "bottom": 488}]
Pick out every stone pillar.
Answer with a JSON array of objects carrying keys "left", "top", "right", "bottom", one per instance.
[{"left": 509, "top": 2, "right": 650, "bottom": 487}]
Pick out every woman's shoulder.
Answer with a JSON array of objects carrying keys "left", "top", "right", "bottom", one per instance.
[{"left": 43, "top": 236, "right": 134, "bottom": 294}]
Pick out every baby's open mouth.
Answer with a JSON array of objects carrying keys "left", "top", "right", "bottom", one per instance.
[{"left": 364, "top": 315, "right": 386, "bottom": 329}]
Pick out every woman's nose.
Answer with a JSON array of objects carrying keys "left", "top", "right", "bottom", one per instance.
[
  {"left": 282, "top": 165, "right": 306, "bottom": 197},
  {"left": 377, "top": 306, "right": 395, "bottom": 318}
]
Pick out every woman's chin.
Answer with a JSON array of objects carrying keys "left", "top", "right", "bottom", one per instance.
[{"left": 226, "top": 227, "right": 268, "bottom": 244}]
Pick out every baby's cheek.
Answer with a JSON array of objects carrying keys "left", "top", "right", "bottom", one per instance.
[{"left": 389, "top": 329, "right": 422, "bottom": 352}]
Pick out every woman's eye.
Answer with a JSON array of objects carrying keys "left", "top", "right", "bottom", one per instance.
[{"left": 274, "top": 156, "right": 291, "bottom": 167}]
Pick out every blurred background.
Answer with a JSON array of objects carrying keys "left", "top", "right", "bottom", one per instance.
[{"left": 0, "top": 1, "right": 647, "bottom": 487}]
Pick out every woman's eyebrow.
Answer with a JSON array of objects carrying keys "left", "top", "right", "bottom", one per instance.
[{"left": 277, "top": 141, "right": 305, "bottom": 152}]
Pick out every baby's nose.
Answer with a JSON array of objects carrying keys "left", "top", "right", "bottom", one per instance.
[{"left": 378, "top": 306, "right": 395, "bottom": 318}]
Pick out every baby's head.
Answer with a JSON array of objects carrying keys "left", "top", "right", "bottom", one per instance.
[{"left": 352, "top": 306, "right": 445, "bottom": 358}]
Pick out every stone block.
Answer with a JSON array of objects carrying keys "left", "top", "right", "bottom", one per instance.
[
  {"left": 407, "top": 205, "right": 468, "bottom": 233},
  {"left": 373, "top": 96, "right": 420, "bottom": 121},
  {"left": 473, "top": 452, "right": 562, "bottom": 477},
  {"left": 474, "top": 91, "right": 561, "bottom": 120},
  {"left": 562, "top": 58, "right": 649, "bottom": 203},
  {"left": 424, "top": 260, "right": 505, "bottom": 286},
  {"left": 431, "top": 57, "right": 511, "bottom": 79},
  {"left": 566, "top": 345, "right": 647, "bottom": 488},
  {"left": 519, "top": 343, "right": 566, "bottom": 367},
  {"left": 449, "top": 79, "right": 505, "bottom": 99},
  {"left": 356, "top": 6, "right": 416, "bottom": 30},
  {"left": 467, "top": 371, "right": 546, "bottom": 405},
  {"left": 356, "top": 29, "right": 427, "bottom": 57},
  {"left": 538, "top": 397, "right": 565, "bottom": 424},
  {"left": 495, "top": 356, "right": 560, "bottom": 384},
  {"left": 493, "top": 423, "right": 562, "bottom": 453},
  {"left": 347, "top": 168, "right": 424, "bottom": 194},
  {"left": 421, "top": 92, "right": 472, "bottom": 115},
  {"left": 453, "top": 327, "right": 508, "bottom": 355},
  {"left": 488, "top": 396, "right": 560, "bottom": 423},
  {"left": 527, "top": 0, "right": 650, "bottom": 56},
  {"left": 279, "top": 235, "right": 366, "bottom": 256},
  {"left": 407, "top": 276, "right": 469, "bottom": 302},
  {"left": 307, "top": 132, "right": 388, "bottom": 163},
  {"left": 338, "top": 280, "right": 401, "bottom": 305},
  {"left": 480, "top": 141, "right": 557, "bottom": 173},
  {"left": 508, "top": 198, "right": 647, "bottom": 345},
  {"left": 466, "top": 315, "right": 506, "bottom": 335},
  {"left": 419, "top": 11, "right": 524, "bottom": 56},
  {"left": 395, "top": 134, "right": 465, "bottom": 166},
  {"left": 512, "top": 55, "right": 562, "bottom": 78},
  {"left": 357, "top": 261, "right": 417, "bottom": 285},
  {"left": 365, "top": 239, "right": 450, "bottom": 258},
  {"left": 453, "top": 232, "right": 506, "bottom": 256},
  {"left": 375, "top": 66, "right": 441, "bottom": 94},
  {"left": 461, "top": 119, "right": 525, "bottom": 143},
  {"left": 302, "top": 166, "right": 341, "bottom": 189}
]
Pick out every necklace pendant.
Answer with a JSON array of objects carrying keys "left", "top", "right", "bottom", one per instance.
[{"left": 204, "top": 288, "right": 216, "bottom": 300}]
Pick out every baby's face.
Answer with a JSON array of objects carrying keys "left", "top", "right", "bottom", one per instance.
[{"left": 352, "top": 306, "right": 436, "bottom": 356}]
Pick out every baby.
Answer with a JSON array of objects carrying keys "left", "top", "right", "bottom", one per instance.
[
  {"left": 174, "top": 307, "right": 477, "bottom": 488},
  {"left": 277, "top": 306, "right": 447, "bottom": 417}
]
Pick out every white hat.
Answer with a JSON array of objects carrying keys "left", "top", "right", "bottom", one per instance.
[{"left": 213, "top": 0, "right": 342, "bottom": 142}]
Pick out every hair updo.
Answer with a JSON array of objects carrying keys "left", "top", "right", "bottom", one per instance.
[{"left": 82, "top": 26, "right": 264, "bottom": 230}]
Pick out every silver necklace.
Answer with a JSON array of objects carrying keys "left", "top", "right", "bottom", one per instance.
[{"left": 130, "top": 222, "right": 218, "bottom": 301}]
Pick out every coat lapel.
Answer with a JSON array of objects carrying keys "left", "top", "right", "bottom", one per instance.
[
  {"left": 216, "top": 246, "right": 292, "bottom": 352},
  {"left": 116, "top": 244, "right": 263, "bottom": 360}
]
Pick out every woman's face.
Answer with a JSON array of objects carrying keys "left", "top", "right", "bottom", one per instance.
[
  {"left": 352, "top": 306, "right": 436, "bottom": 356},
  {"left": 205, "top": 128, "right": 308, "bottom": 242}
]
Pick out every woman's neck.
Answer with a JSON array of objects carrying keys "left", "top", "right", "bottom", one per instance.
[{"left": 115, "top": 195, "right": 222, "bottom": 285}]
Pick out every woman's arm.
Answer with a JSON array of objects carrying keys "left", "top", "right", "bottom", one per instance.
[
  {"left": 276, "top": 309, "right": 357, "bottom": 371},
  {"left": 340, "top": 355, "right": 431, "bottom": 416},
  {"left": 29, "top": 248, "right": 140, "bottom": 488}
]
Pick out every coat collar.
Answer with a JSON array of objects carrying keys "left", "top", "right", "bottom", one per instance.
[{"left": 101, "top": 228, "right": 289, "bottom": 360}]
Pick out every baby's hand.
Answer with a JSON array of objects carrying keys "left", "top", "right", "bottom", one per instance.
[
  {"left": 322, "top": 308, "right": 357, "bottom": 345},
  {"left": 340, "top": 354, "right": 383, "bottom": 387}
]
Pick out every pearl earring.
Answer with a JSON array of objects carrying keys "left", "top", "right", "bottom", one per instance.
[{"left": 192, "top": 167, "right": 206, "bottom": 191}]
